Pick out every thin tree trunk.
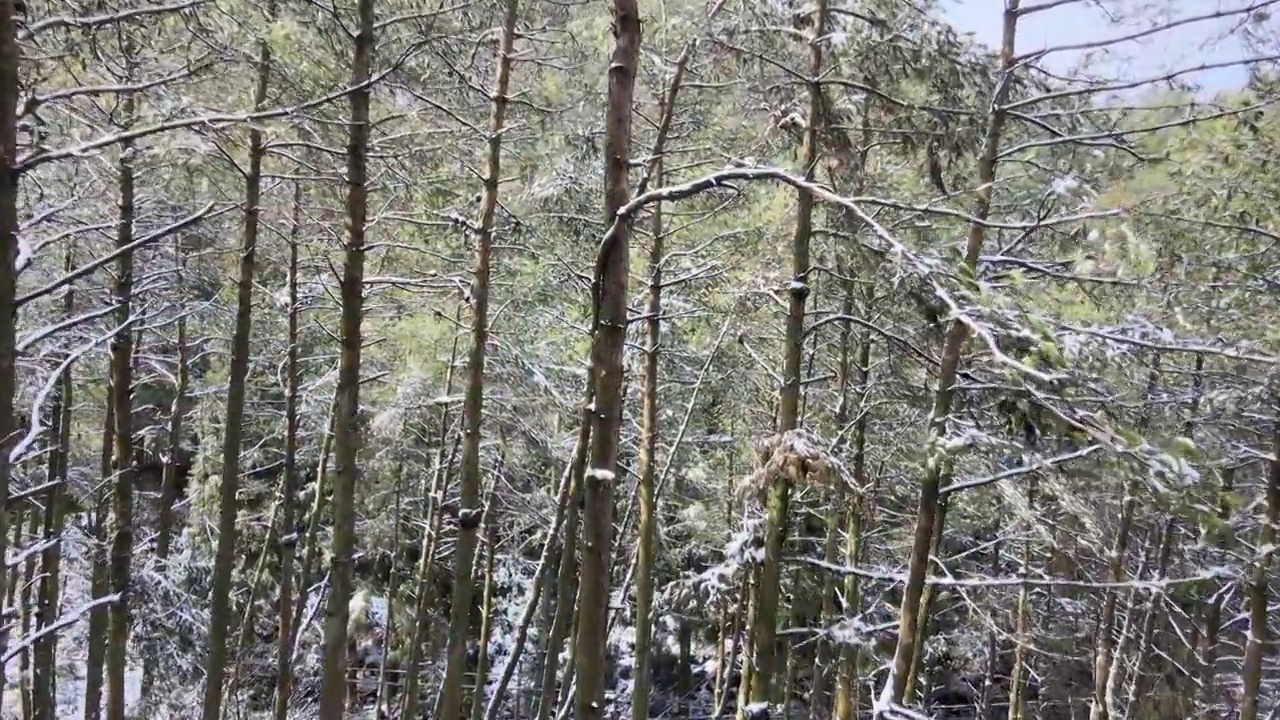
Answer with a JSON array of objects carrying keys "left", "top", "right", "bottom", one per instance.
[
  {"left": 903, "top": 494, "right": 950, "bottom": 704},
  {"left": 83, "top": 383, "right": 115, "bottom": 720},
  {"left": 977, "top": 519, "right": 1001, "bottom": 720},
  {"left": 631, "top": 129, "right": 665, "bottom": 720},
  {"left": 0, "top": 0, "right": 19, "bottom": 698},
  {"left": 316, "top": 0, "right": 374, "bottom": 712},
  {"left": 223, "top": 501, "right": 283, "bottom": 717},
  {"left": 1007, "top": 479, "right": 1036, "bottom": 720},
  {"left": 715, "top": 583, "right": 749, "bottom": 719},
  {"left": 574, "top": 0, "right": 640, "bottom": 716},
  {"left": 19, "top": 490, "right": 39, "bottom": 718},
  {"left": 833, "top": 324, "right": 871, "bottom": 720},
  {"left": 272, "top": 179, "right": 305, "bottom": 720},
  {"left": 677, "top": 619, "right": 692, "bottom": 720},
  {"left": 471, "top": 500, "right": 500, "bottom": 720},
  {"left": 535, "top": 417, "right": 587, "bottom": 720},
  {"left": 32, "top": 255, "right": 73, "bottom": 720},
  {"left": 1104, "top": 527, "right": 1156, "bottom": 714},
  {"left": 1239, "top": 422, "right": 1280, "bottom": 720},
  {"left": 200, "top": 8, "right": 273, "bottom": 712},
  {"left": 374, "top": 463, "right": 406, "bottom": 718},
  {"left": 482, "top": 437, "right": 578, "bottom": 720},
  {"left": 879, "top": 6, "right": 1018, "bottom": 714},
  {"left": 143, "top": 237, "right": 191, "bottom": 701},
  {"left": 288, "top": 393, "right": 338, "bottom": 656},
  {"left": 739, "top": 1, "right": 824, "bottom": 710},
  {"left": 1091, "top": 358, "right": 1161, "bottom": 720},
  {"left": 438, "top": 0, "right": 517, "bottom": 713},
  {"left": 105, "top": 89, "right": 139, "bottom": 720}
]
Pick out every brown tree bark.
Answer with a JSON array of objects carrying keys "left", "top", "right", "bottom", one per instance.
[
  {"left": 437, "top": 0, "right": 517, "bottom": 713},
  {"left": 316, "top": 0, "right": 374, "bottom": 712},
  {"left": 83, "top": 385, "right": 115, "bottom": 720},
  {"left": 273, "top": 180, "right": 304, "bottom": 720},
  {"left": 879, "top": 4, "right": 1019, "bottom": 714},
  {"left": 631, "top": 139, "right": 664, "bottom": 720},
  {"left": 200, "top": 5, "right": 274, "bottom": 713},
  {"left": 574, "top": 0, "right": 640, "bottom": 715},
  {"left": 738, "top": 0, "right": 826, "bottom": 709},
  {"left": 105, "top": 90, "right": 138, "bottom": 720}
]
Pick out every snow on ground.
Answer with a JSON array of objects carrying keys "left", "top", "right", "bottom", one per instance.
[{"left": 1, "top": 522, "right": 144, "bottom": 720}]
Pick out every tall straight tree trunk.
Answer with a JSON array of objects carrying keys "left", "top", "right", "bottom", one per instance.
[
  {"left": 879, "top": 5, "right": 1018, "bottom": 714},
  {"left": 631, "top": 143, "right": 664, "bottom": 720},
  {"left": 84, "top": 384, "right": 115, "bottom": 720},
  {"left": 482, "top": 429, "right": 584, "bottom": 720},
  {"left": 438, "top": 1, "right": 517, "bottom": 714},
  {"left": 316, "top": 0, "right": 374, "bottom": 713},
  {"left": 575, "top": 0, "right": 640, "bottom": 716},
  {"left": 200, "top": 4, "right": 274, "bottom": 714},
  {"left": 273, "top": 180, "right": 305, "bottom": 720},
  {"left": 0, "top": 0, "right": 19, "bottom": 698},
  {"left": 739, "top": 1, "right": 824, "bottom": 713},
  {"left": 105, "top": 91, "right": 138, "bottom": 720},
  {"left": 1239, "top": 421, "right": 1280, "bottom": 720},
  {"left": 815, "top": 264, "right": 856, "bottom": 717},
  {"left": 32, "top": 256, "right": 73, "bottom": 720},
  {"left": 19, "top": 497, "right": 38, "bottom": 718}
]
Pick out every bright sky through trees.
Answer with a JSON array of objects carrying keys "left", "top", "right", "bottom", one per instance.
[{"left": 940, "top": 0, "right": 1268, "bottom": 93}]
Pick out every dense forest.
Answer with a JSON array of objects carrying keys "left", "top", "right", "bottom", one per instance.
[{"left": 2, "top": 0, "right": 1280, "bottom": 719}]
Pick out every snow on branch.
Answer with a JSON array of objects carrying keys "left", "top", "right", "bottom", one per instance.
[
  {"left": 799, "top": 556, "right": 1233, "bottom": 591},
  {"left": 2, "top": 593, "right": 122, "bottom": 664},
  {"left": 11, "top": 320, "right": 129, "bottom": 464}
]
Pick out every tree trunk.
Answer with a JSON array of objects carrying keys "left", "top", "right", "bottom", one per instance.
[
  {"left": 105, "top": 90, "right": 138, "bottom": 720},
  {"left": 1091, "top": 358, "right": 1161, "bottom": 720},
  {"left": 438, "top": 0, "right": 517, "bottom": 713},
  {"left": 1239, "top": 422, "right": 1280, "bottom": 720},
  {"left": 273, "top": 179, "right": 305, "bottom": 720},
  {"left": 0, "top": 0, "right": 19, "bottom": 698},
  {"left": 631, "top": 137, "right": 664, "bottom": 720},
  {"left": 83, "top": 385, "right": 115, "bottom": 720},
  {"left": 471, "top": 505, "right": 500, "bottom": 720},
  {"left": 833, "top": 329, "right": 870, "bottom": 720},
  {"left": 316, "top": 0, "right": 374, "bottom": 712},
  {"left": 903, "top": 494, "right": 950, "bottom": 704},
  {"left": 1007, "top": 479, "right": 1036, "bottom": 720},
  {"left": 401, "top": 335, "right": 463, "bottom": 720},
  {"left": 19, "top": 489, "right": 39, "bottom": 718},
  {"left": 536, "top": 414, "right": 587, "bottom": 720},
  {"left": 574, "top": 0, "right": 640, "bottom": 716},
  {"left": 879, "top": 5, "right": 1018, "bottom": 714},
  {"left": 32, "top": 258, "right": 73, "bottom": 720},
  {"left": 739, "top": 1, "right": 824, "bottom": 711},
  {"left": 287, "top": 393, "right": 338, "bottom": 656},
  {"left": 1123, "top": 518, "right": 1175, "bottom": 719},
  {"left": 143, "top": 235, "right": 191, "bottom": 702},
  {"left": 200, "top": 8, "right": 273, "bottom": 713}
]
